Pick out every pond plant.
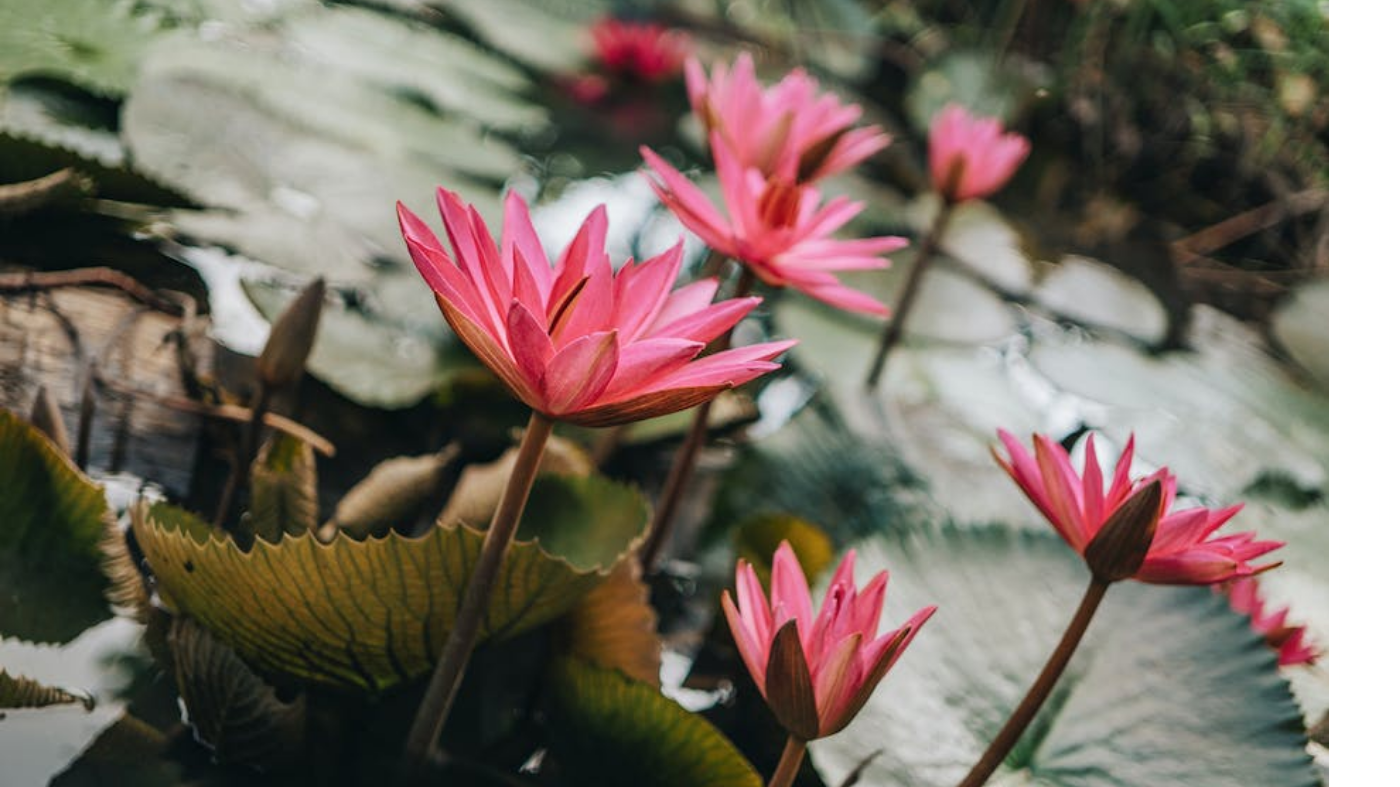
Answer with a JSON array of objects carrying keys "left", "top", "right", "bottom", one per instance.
[{"left": 0, "top": 2, "right": 1328, "bottom": 786}]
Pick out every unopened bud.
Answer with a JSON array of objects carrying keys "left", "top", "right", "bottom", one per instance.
[
  {"left": 29, "top": 386, "right": 70, "bottom": 456},
  {"left": 764, "top": 620, "right": 820, "bottom": 741},
  {"left": 256, "top": 277, "right": 326, "bottom": 389},
  {"left": 796, "top": 129, "right": 845, "bottom": 182},
  {"left": 1085, "top": 480, "right": 1163, "bottom": 583}
]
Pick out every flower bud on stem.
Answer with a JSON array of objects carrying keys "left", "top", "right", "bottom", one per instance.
[
  {"left": 1084, "top": 480, "right": 1162, "bottom": 583},
  {"left": 400, "top": 411, "right": 556, "bottom": 781},
  {"left": 865, "top": 165, "right": 961, "bottom": 390},
  {"left": 956, "top": 575, "right": 1110, "bottom": 787}
]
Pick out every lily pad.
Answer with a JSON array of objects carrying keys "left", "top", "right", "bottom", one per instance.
[
  {"left": 0, "top": 0, "right": 163, "bottom": 97},
  {"left": 547, "top": 657, "right": 763, "bottom": 787},
  {"left": 556, "top": 558, "right": 662, "bottom": 687},
  {"left": 810, "top": 524, "right": 1319, "bottom": 787},
  {"left": 0, "top": 408, "right": 113, "bottom": 643},
  {"left": 131, "top": 474, "right": 650, "bottom": 692},
  {"left": 1271, "top": 279, "right": 1327, "bottom": 387}
]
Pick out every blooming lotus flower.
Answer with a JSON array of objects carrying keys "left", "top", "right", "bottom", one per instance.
[
  {"left": 686, "top": 53, "right": 888, "bottom": 182},
  {"left": 928, "top": 104, "right": 1030, "bottom": 203},
  {"left": 1221, "top": 578, "right": 1320, "bottom": 667},
  {"left": 723, "top": 542, "right": 936, "bottom": 740},
  {"left": 641, "top": 138, "right": 907, "bottom": 316},
  {"left": 398, "top": 189, "right": 796, "bottom": 426},
  {"left": 589, "top": 16, "right": 689, "bottom": 84},
  {"left": 994, "top": 430, "right": 1283, "bottom": 585}
]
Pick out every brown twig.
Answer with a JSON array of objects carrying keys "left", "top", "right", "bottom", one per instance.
[
  {"left": 1170, "top": 189, "right": 1328, "bottom": 266},
  {"left": 0, "top": 268, "right": 186, "bottom": 317}
]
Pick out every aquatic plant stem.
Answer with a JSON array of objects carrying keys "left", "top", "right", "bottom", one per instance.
[
  {"left": 641, "top": 265, "right": 754, "bottom": 573},
  {"left": 213, "top": 382, "right": 269, "bottom": 531},
  {"left": 865, "top": 202, "right": 955, "bottom": 390},
  {"left": 401, "top": 412, "right": 556, "bottom": 779},
  {"left": 768, "top": 735, "right": 807, "bottom": 787},
  {"left": 956, "top": 577, "right": 1111, "bottom": 787}
]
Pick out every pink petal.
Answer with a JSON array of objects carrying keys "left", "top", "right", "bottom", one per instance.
[
  {"left": 541, "top": 330, "right": 619, "bottom": 414},
  {"left": 770, "top": 542, "right": 814, "bottom": 639}
]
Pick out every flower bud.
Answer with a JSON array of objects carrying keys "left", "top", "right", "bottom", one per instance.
[
  {"left": 256, "top": 277, "right": 325, "bottom": 389},
  {"left": 1085, "top": 480, "right": 1163, "bottom": 583}
]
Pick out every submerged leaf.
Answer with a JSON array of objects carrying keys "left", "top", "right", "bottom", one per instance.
[
  {"left": 556, "top": 557, "right": 660, "bottom": 686},
  {"left": 132, "top": 474, "right": 649, "bottom": 692},
  {"left": 167, "top": 617, "right": 305, "bottom": 769},
  {"left": 547, "top": 658, "right": 763, "bottom": 787},
  {"left": 248, "top": 433, "right": 319, "bottom": 542},
  {"left": 0, "top": 669, "right": 92, "bottom": 710}
]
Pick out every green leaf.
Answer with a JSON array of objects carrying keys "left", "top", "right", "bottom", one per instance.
[
  {"left": 167, "top": 617, "right": 305, "bottom": 769},
  {"left": 0, "top": 408, "right": 113, "bottom": 643},
  {"left": 733, "top": 513, "right": 835, "bottom": 584},
  {"left": 248, "top": 433, "right": 319, "bottom": 542},
  {"left": 547, "top": 658, "right": 763, "bottom": 787},
  {"left": 439, "top": 436, "right": 593, "bottom": 529},
  {"left": 130, "top": 474, "right": 649, "bottom": 692},
  {"left": 0, "top": 0, "right": 163, "bottom": 97},
  {"left": 0, "top": 669, "right": 91, "bottom": 710},
  {"left": 809, "top": 524, "right": 1319, "bottom": 787}
]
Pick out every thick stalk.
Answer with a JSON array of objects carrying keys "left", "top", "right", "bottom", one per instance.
[
  {"left": 865, "top": 202, "right": 956, "bottom": 390},
  {"left": 767, "top": 735, "right": 807, "bottom": 787},
  {"left": 641, "top": 266, "right": 755, "bottom": 573},
  {"left": 400, "top": 412, "right": 556, "bottom": 780},
  {"left": 956, "top": 577, "right": 1111, "bottom": 787}
]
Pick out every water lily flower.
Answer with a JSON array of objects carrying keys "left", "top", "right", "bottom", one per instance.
[
  {"left": 723, "top": 542, "right": 936, "bottom": 741},
  {"left": 397, "top": 189, "right": 796, "bottom": 426},
  {"left": 928, "top": 104, "right": 1030, "bottom": 203},
  {"left": 1221, "top": 577, "right": 1320, "bottom": 667},
  {"left": 589, "top": 16, "right": 689, "bottom": 84},
  {"left": 641, "top": 138, "right": 907, "bottom": 315},
  {"left": 686, "top": 53, "right": 889, "bottom": 182},
  {"left": 993, "top": 430, "right": 1283, "bottom": 585}
]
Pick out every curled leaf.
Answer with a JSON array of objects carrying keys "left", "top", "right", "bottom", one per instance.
[
  {"left": 0, "top": 669, "right": 92, "bottom": 710},
  {"left": 556, "top": 556, "right": 661, "bottom": 686},
  {"left": 326, "top": 444, "right": 459, "bottom": 539},
  {"left": 438, "top": 435, "right": 592, "bottom": 526},
  {"left": 248, "top": 433, "right": 318, "bottom": 542}
]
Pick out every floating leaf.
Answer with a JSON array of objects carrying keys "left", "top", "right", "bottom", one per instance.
[
  {"left": 556, "top": 557, "right": 660, "bottom": 686},
  {"left": 0, "top": 669, "right": 91, "bottom": 710},
  {"left": 810, "top": 524, "right": 1319, "bottom": 787},
  {"left": 131, "top": 473, "right": 649, "bottom": 692},
  {"left": 547, "top": 658, "right": 763, "bottom": 787},
  {"left": 167, "top": 617, "right": 305, "bottom": 769},
  {"left": 0, "top": 408, "right": 112, "bottom": 643},
  {"left": 248, "top": 433, "right": 319, "bottom": 542},
  {"left": 0, "top": 0, "right": 162, "bottom": 96},
  {"left": 1271, "top": 279, "right": 1327, "bottom": 387}
]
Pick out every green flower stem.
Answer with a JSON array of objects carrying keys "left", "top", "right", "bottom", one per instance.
[
  {"left": 768, "top": 735, "right": 807, "bottom": 787},
  {"left": 865, "top": 199, "right": 956, "bottom": 390},
  {"left": 640, "top": 265, "right": 755, "bottom": 573},
  {"left": 400, "top": 411, "right": 556, "bottom": 779},
  {"left": 956, "top": 576, "right": 1111, "bottom": 787}
]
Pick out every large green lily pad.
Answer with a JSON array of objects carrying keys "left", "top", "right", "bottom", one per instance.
[
  {"left": 131, "top": 474, "right": 650, "bottom": 692},
  {"left": 810, "top": 524, "right": 1319, "bottom": 787}
]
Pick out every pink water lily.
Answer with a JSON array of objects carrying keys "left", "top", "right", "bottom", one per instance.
[
  {"left": 928, "top": 104, "right": 1030, "bottom": 203},
  {"left": 398, "top": 189, "right": 796, "bottom": 426},
  {"left": 994, "top": 430, "right": 1283, "bottom": 585},
  {"left": 686, "top": 53, "right": 889, "bottom": 182},
  {"left": 1221, "top": 577, "right": 1320, "bottom": 667},
  {"left": 589, "top": 16, "right": 688, "bottom": 84},
  {"left": 723, "top": 542, "right": 936, "bottom": 740},
  {"left": 641, "top": 138, "right": 906, "bottom": 316}
]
